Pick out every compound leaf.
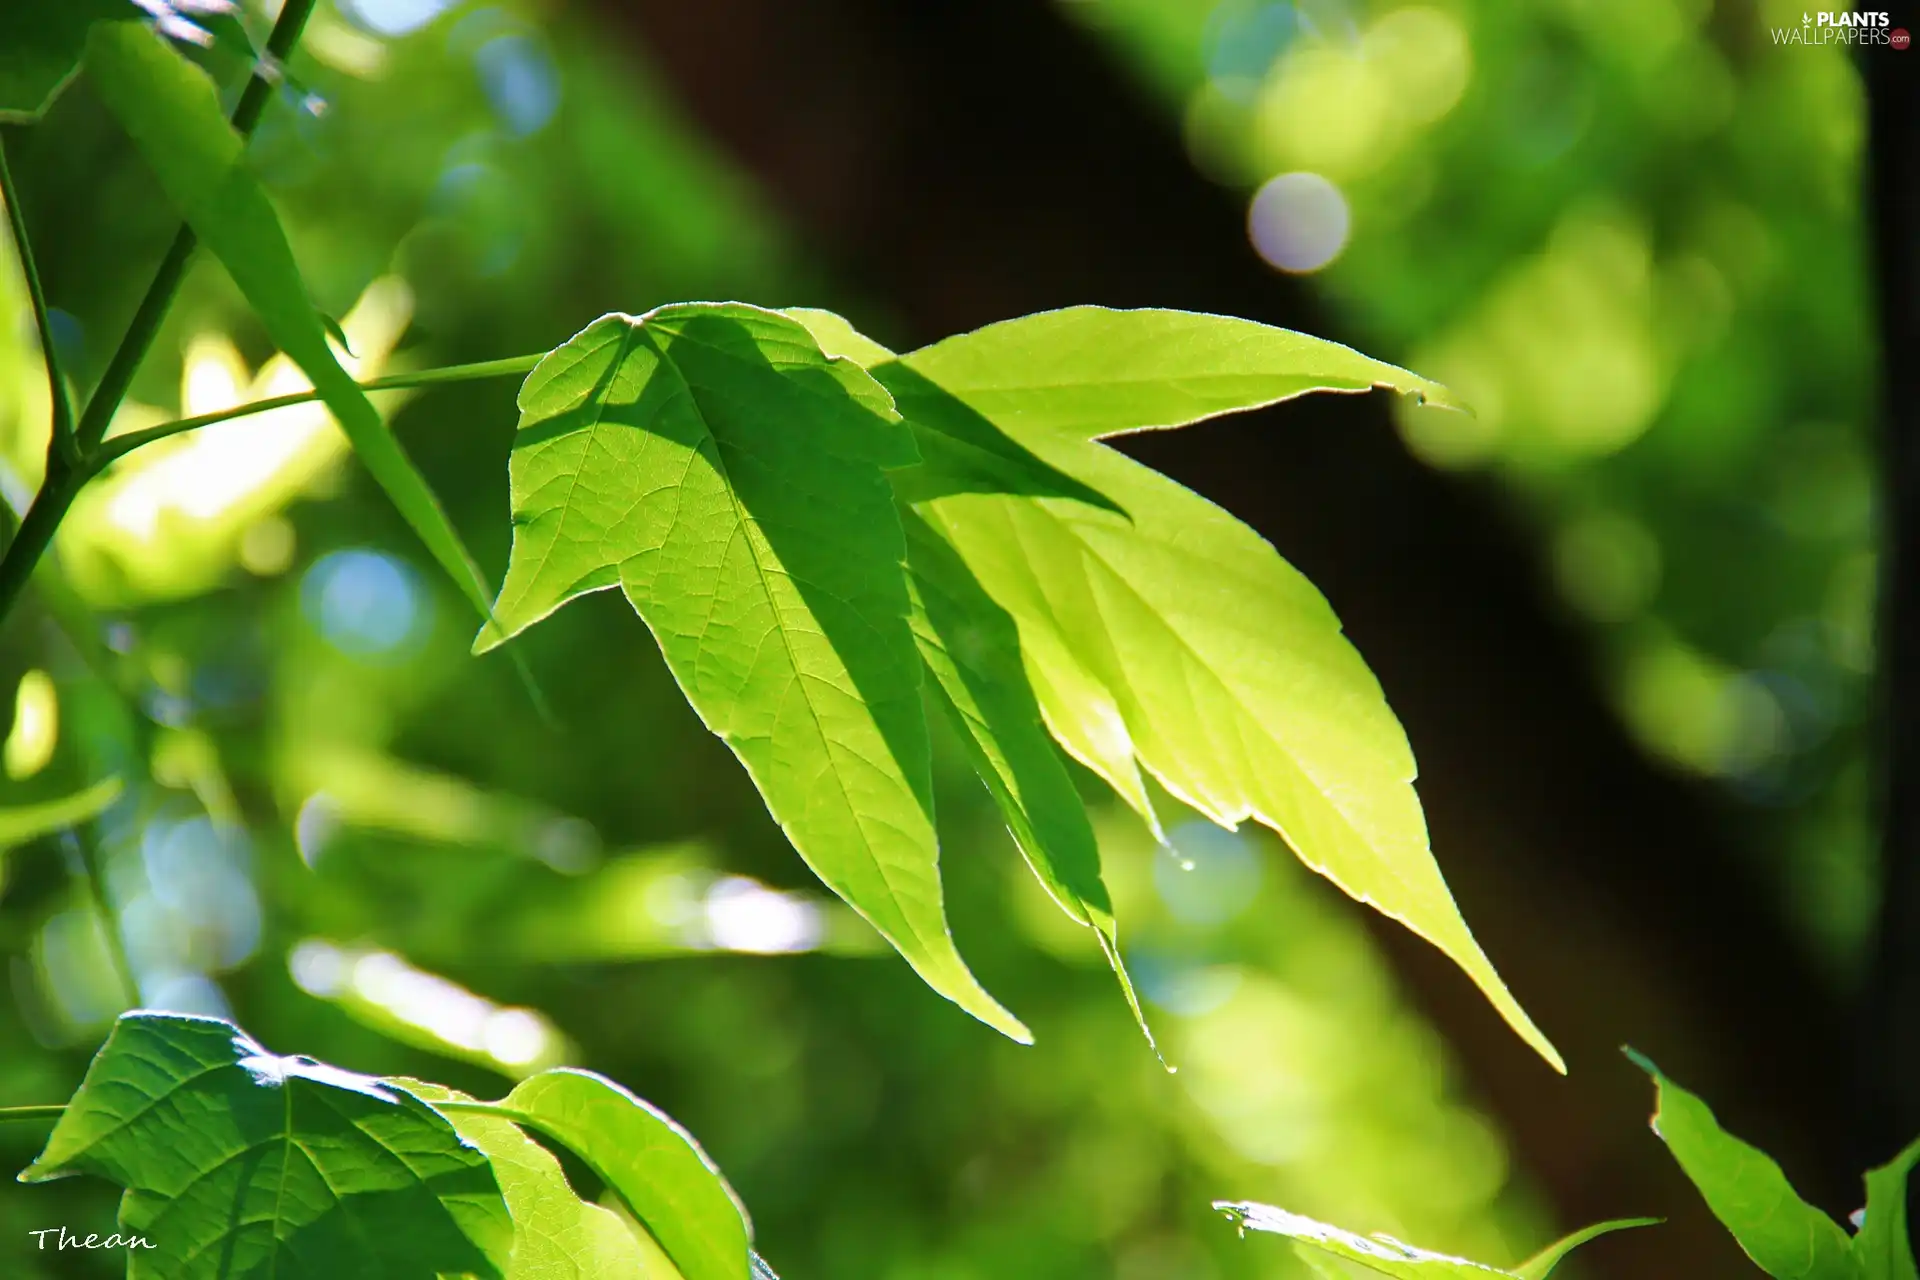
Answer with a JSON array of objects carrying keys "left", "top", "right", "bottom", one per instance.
[
  {"left": 84, "top": 21, "right": 500, "bottom": 630},
  {"left": 20, "top": 1012, "right": 512, "bottom": 1279},
  {"left": 458, "top": 1069, "right": 750, "bottom": 1280},
  {"left": 477, "top": 305, "right": 1024, "bottom": 1042},
  {"left": 845, "top": 307, "right": 1556, "bottom": 1070},
  {"left": 1630, "top": 1050, "right": 1858, "bottom": 1280},
  {"left": 901, "top": 507, "right": 1155, "bottom": 1052}
]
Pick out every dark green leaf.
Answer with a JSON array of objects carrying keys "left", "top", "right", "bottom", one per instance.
[
  {"left": 0, "top": 0, "right": 125, "bottom": 123},
  {"left": 477, "top": 304, "right": 1025, "bottom": 1041},
  {"left": 20, "top": 1012, "right": 512, "bottom": 1279}
]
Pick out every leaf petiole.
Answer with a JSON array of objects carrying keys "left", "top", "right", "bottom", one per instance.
[
  {"left": 0, "top": 1105, "right": 64, "bottom": 1124},
  {"left": 89, "top": 353, "right": 546, "bottom": 472},
  {"left": 0, "top": 135, "right": 75, "bottom": 462}
]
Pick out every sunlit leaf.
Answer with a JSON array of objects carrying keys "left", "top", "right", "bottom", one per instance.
[
  {"left": 0, "top": 776, "right": 118, "bottom": 847},
  {"left": 452, "top": 1069, "right": 752, "bottom": 1280},
  {"left": 477, "top": 304, "right": 1026, "bottom": 1042},
  {"left": 1509, "top": 1220, "right": 1661, "bottom": 1280},
  {"left": 901, "top": 507, "right": 1155, "bottom": 1052},
  {"left": 83, "top": 21, "right": 501, "bottom": 629},
  {"left": 816, "top": 307, "right": 1555, "bottom": 1070},
  {"left": 21, "top": 1012, "right": 513, "bottom": 1279},
  {"left": 397, "top": 1079, "right": 674, "bottom": 1280},
  {"left": 1218, "top": 1201, "right": 1648, "bottom": 1279},
  {"left": 1630, "top": 1049, "right": 1857, "bottom": 1279},
  {"left": 1853, "top": 1137, "right": 1920, "bottom": 1280}
]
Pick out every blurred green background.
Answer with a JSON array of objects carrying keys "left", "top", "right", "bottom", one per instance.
[{"left": 0, "top": 0, "right": 1902, "bottom": 1275}]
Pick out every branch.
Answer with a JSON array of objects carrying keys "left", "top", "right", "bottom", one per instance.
[
  {"left": 0, "top": 134, "right": 76, "bottom": 463},
  {"left": 0, "top": 1105, "right": 64, "bottom": 1124}
]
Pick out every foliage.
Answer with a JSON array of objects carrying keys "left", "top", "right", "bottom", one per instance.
[
  {"left": 1630, "top": 1052, "right": 1920, "bottom": 1280},
  {"left": 18, "top": 1010, "right": 753, "bottom": 1279}
]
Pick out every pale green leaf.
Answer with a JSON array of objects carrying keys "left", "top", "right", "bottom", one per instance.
[
  {"left": 0, "top": 776, "right": 120, "bottom": 847},
  {"left": 0, "top": 0, "right": 125, "bottom": 123},
  {"left": 458, "top": 1069, "right": 751, "bottom": 1280},
  {"left": 1219, "top": 1202, "right": 1647, "bottom": 1279},
  {"left": 1509, "top": 1219, "right": 1660, "bottom": 1280},
  {"left": 477, "top": 304, "right": 1025, "bottom": 1041},
  {"left": 396, "top": 1080, "right": 673, "bottom": 1280},
  {"left": 855, "top": 308, "right": 1556, "bottom": 1070},
  {"left": 1216, "top": 1201, "right": 1513, "bottom": 1278},
  {"left": 84, "top": 22, "right": 500, "bottom": 627},
  {"left": 21, "top": 1012, "right": 513, "bottom": 1279},
  {"left": 902, "top": 508, "right": 1156, "bottom": 1053},
  {"left": 1630, "top": 1050, "right": 1858, "bottom": 1280},
  {"left": 1854, "top": 1137, "right": 1920, "bottom": 1280},
  {"left": 895, "top": 305, "right": 1465, "bottom": 442}
]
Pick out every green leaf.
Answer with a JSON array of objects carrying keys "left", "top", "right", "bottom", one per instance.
[
  {"left": 454, "top": 1069, "right": 751, "bottom": 1280},
  {"left": 20, "top": 1012, "right": 512, "bottom": 1279},
  {"left": 901, "top": 507, "right": 1156, "bottom": 1053},
  {"left": 895, "top": 305, "right": 1465, "bottom": 442},
  {"left": 1629, "top": 1050, "right": 1858, "bottom": 1280},
  {"left": 784, "top": 308, "right": 1124, "bottom": 512},
  {"left": 1218, "top": 1202, "right": 1649, "bottom": 1279},
  {"left": 852, "top": 308, "right": 1556, "bottom": 1070},
  {"left": 1216, "top": 1201, "right": 1511, "bottom": 1278},
  {"left": 396, "top": 1080, "right": 675, "bottom": 1280},
  {"left": 0, "top": 776, "right": 120, "bottom": 847},
  {"left": 1510, "top": 1220, "right": 1661, "bottom": 1280},
  {"left": 477, "top": 304, "right": 1026, "bottom": 1042},
  {"left": 83, "top": 21, "right": 501, "bottom": 630},
  {"left": 1854, "top": 1137, "right": 1920, "bottom": 1280},
  {"left": 0, "top": 0, "right": 125, "bottom": 123}
]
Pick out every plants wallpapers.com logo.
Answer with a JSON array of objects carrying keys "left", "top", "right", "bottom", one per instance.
[{"left": 1772, "top": 10, "right": 1912, "bottom": 44}]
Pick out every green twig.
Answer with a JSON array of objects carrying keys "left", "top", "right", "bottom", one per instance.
[
  {"left": 0, "top": 1105, "right": 64, "bottom": 1124},
  {"left": 73, "top": 0, "right": 321, "bottom": 455},
  {"left": 0, "top": 0, "right": 322, "bottom": 633},
  {"left": 0, "top": 135, "right": 75, "bottom": 463},
  {"left": 89, "top": 354, "right": 545, "bottom": 472},
  {"left": 70, "top": 832, "right": 139, "bottom": 1010}
]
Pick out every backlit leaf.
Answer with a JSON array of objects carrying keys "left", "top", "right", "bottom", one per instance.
[
  {"left": 834, "top": 307, "right": 1554, "bottom": 1069},
  {"left": 1218, "top": 1201, "right": 1649, "bottom": 1279},
  {"left": 1630, "top": 1050, "right": 1857, "bottom": 1280},
  {"left": 455, "top": 1069, "right": 751, "bottom": 1280},
  {"left": 83, "top": 22, "right": 501, "bottom": 631},
  {"left": 396, "top": 1079, "right": 674, "bottom": 1280},
  {"left": 476, "top": 304, "right": 1024, "bottom": 1041},
  {"left": 902, "top": 507, "right": 1155, "bottom": 1052},
  {"left": 21, "top": 1012, "right": 512, "bottom": 1279}
]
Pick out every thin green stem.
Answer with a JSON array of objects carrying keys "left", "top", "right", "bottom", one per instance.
[
  {"left": 90, "top": 354, "right": 545, "bottom": 472},
  {"left": 73, "top": 0, "right": 321, "bottom": 455},
  {"left": 0, "top": 1105, "right": 64, "bottom": 1124},
  {"left": 72, "top": 832, "right": 139, "bottom": 1010},
  {"left": 0, "top": 135, "right": 75, "bottom": 463}
]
